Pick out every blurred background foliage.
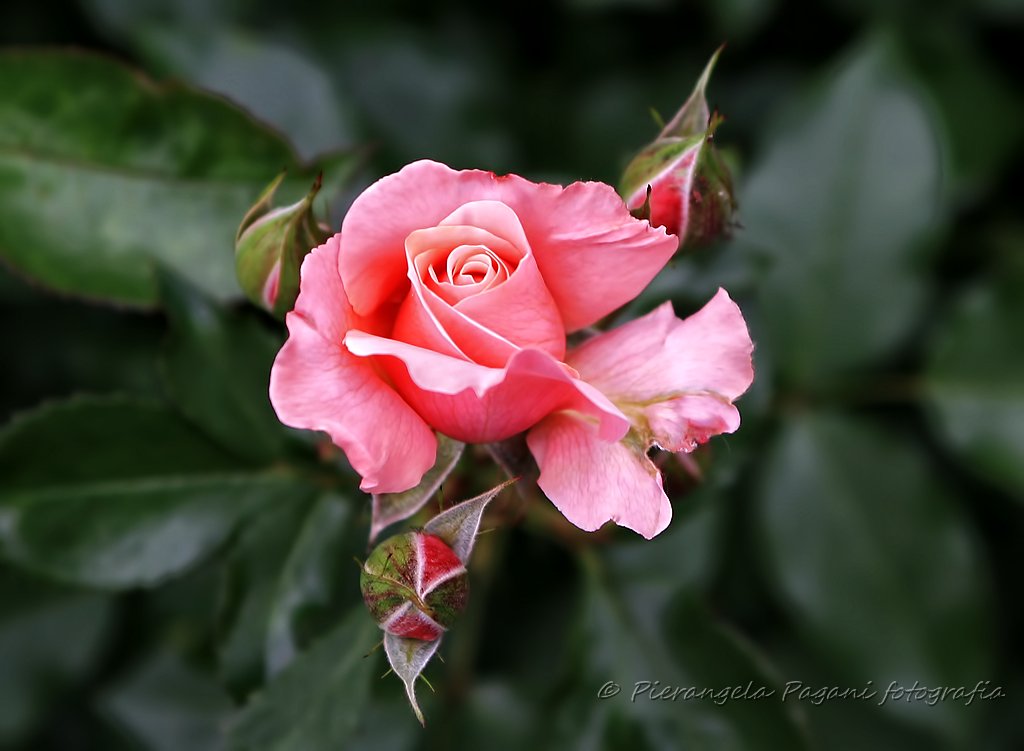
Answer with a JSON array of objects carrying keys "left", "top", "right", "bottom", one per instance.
[{"left": 1, "top": 0, "right": 1022, "bottom": 749}]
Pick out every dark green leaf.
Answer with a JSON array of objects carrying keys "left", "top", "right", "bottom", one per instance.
[
  {"left": 424, "top": 680, "right": 537, "bottom": 751},
  {"left": 78, "top": 0, "right": 352, "bottom": 159},
  {"left": 100, "top": 651, "right": 233, "bottom": 751},
  {"left": 602, "top": 487, "right": 727, "bottom": 616},
  {"left": 160, "top": 270, "right": 288, "bottom": 463},
  {"left": 0, "top": 567, "right": 112, "bottom": 745},
  {"left": 757, "top": 412, "right": 994, "bottom": 741},
  {"left": 226, "top": 607, "right": 381, "bottom": 751},
  {"left": 263, "top": 493, "right": 359, "bottom": 675},
  {"left": 925, "top": 278, "right": 1024, "bottom": 499},
  {"left": 0, "top": 50, "right": 346, "bottom": 307},
  {"left": 0, "top": 397, "right": 307, "bottom": 588},
  {"left": 905, "top": 26, "right": 1024, "bottom": 195},
  {"left": 219, "top": 492, "right": 359, "bottom": 700},
  {"left": 545, "top": 555, "right": 809, "bottom": 750},
  {"left": 217, "top": 496, "right": 316, "bottom": 698},
  {"left": 734, "top": 41, "right": 941, "bottom": 385},
  {"left": 0, "top": 293, "right": 163, "bottom": 422}
]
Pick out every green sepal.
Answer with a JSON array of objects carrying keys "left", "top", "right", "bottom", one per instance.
[{"left": 234, "top": 172, "right": 331, "bottom": 317}]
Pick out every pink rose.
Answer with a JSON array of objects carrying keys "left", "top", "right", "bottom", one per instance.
[{"left": 270, "top": 160, "right": 753, "bottom": 538}]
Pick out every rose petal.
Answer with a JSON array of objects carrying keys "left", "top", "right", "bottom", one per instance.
[
  {"left": 527, "top": 413, "right": 672, "bottom": 539},
  {"left": 394, "top": 273, "right": 517, "bottom": 367},
  {"left": 454, "top": 252, "right": 565, "bottom": 359},
  {"left": 520, "top": 180, "right": 678, "bottom": 331},
  {"left": 339, "top": 160, "right": 676, "bottom": 329},
  {"left": 400, "top": 213, "right": 565, "bottom": 363},
  {"left": 439, "top": 199, "right": 532, "bottom": 251},
  {"left": 344, "top": 331, "right": 628, "bottom": 444},
  {"left": 566, "top": 288, "right": 753, "bottom": 451},
  {"left": 569, "top": 289, "right": 754, "bottom": 402},
  {"left": 340, "top": 161, "right": 514, "bottom": 316},
  {"left": 408, "top": 224, "right": 522, "bottom": 297},
  {"left": 269, "top": 236, "right": 437, "bottom": 493},
  {"left": 645, "top": 394, "right": 741, "bottom": 452}
]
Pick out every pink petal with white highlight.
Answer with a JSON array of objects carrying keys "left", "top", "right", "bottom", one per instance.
[
  {"left": 527, "top": 413, "right": 672, "bottom": 539},
  {"left": 344, "top": 331, "right": 628, "bottom": 444},
  {"left": 269, "top": 235, "right": 437, "bottom": 493}
]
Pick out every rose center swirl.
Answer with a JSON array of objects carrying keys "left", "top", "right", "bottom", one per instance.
[{"left": 407, "top": 223, "right": 524, "bottom": 306}]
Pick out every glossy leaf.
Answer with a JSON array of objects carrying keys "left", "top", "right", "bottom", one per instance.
[
  {"left": 264, "top": 494, "right": 358, "bottom": 676},
  {"left": 160, "top": 270, "right": 288, "bottom": 463},
  {"left": 757, "top": 412, "right": 994, "bottom": 740},
  {"left": 546, "top": 555, "right": 809, "bottom": 750},
  {"left": 226, "top": 607, "right": 380, "bottom": 751},
  {"left": 925, "top": 278, "right": 1024, "bottom": 499},
  {"left": 734, "top": 41, "right": 941, "bottom": 385},
  {"left": 79, "top": 0, "right": 352, "bottom": 159},
  {"left": 0, "top": 290, "right": 164, "bottom": 421},
  {"left": 100, "top": 651, "right": 232, "bottom": 751},
  {"left": 219, "top": 492, "right": 358, "bottom": 699},
  {"left": 0, "top": 568, "right": 112, "bottom": 745},
  {"left": 0, "top": 50, "right": 347, "bottom": 307},
  {"left": 0, "top": 397, "right": 306, "bottom": 588},
  {"left": 217, "top": 496, "right": 317, "bottom": 698}
]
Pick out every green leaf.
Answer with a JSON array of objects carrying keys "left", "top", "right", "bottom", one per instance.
[
  {"left": 757, "top": 412, "right": 994, "bottom": 741},
  {"left": 159, "top": 270, "right": 288, "bottom": 463},
  {"left": 226, "top": 607, "right": 381, "bottom": 751},
  {"left": 546, "top": 555, "right": 809, "bottom": 750},
  {"left": 99, "top": 651, "right": 233, "bottom": 751},
  {"left": 602, "top": 494, "right": 725, "bottom": 616},
  {"left": 0, "top": 567, "right": 112, "bottom": 745},
  {"left": 217, "top": 496, "right": 317, "bottom": 698},
  {"left": 0, "top": 292, "right": 164, "bottom": 421},
  {"left": 925, "top": 278, "right": 1024, "bottom": 499},
  {"left": 264, "top": 494, "right": 359, "bottom": 675},
  {"left": 0, "top": 396, "right": 307, "bottom": 588},
  {"left": 79, "top": 0, "right": 352, "bottom": 159},
  {"left": 734, "top": 40, "right": 941, "bottom": 385},
  {"left": 0, "top": 50, "right": 346, "bottom": 307},
  {"left": 219, "top": 494, "right": 362, "bottom": 698},
  {"left": 905, "top": 25, "right": 1024, "bottom": 195}
]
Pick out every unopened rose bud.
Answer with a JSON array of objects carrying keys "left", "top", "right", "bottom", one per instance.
[
  {"left": 360, "top": 531, "right": 469, "bottom": 641},
  {"left": 235, "top": 172, "right": 330, "bottom": 316},
  {"left": 620, "top": 48, "right": 735, "bottom": 249}
]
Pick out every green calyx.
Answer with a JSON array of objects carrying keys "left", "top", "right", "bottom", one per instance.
[{"left": 234, "top": 171, "right": 331, "bottom": 317}]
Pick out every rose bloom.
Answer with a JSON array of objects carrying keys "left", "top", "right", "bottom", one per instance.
[{"left": 270, "top": 160, "right": 752, "bottom": 538}]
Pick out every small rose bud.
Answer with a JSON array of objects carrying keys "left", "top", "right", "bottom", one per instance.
[
  {"left": 620, "top": 48, "right": 736, "bottom": 249},
  {"left": 360, "top": 531, "right": 469, "bottom": 641},
  {"left": 235, "top": 172, "right": 330, "bottom": 317}
]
